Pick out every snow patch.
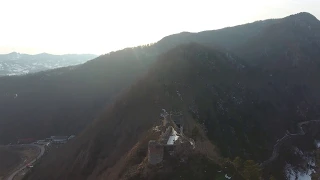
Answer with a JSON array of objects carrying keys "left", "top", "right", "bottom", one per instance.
[
  {"left": 176, "top": 90, "right": 182, "bottom": 100},
  {"left": 152, "top": 126, "right": 161, "bottom": 132},
  {"left": 167, "top": 128, "right": 179, "bottom": 145},
  {"left": 314, "top": 140, "right": 320, "bottom": 148},
  {"left": 225, "top": 174, "right": 232, "bottom": 179},
  {"left": 285, "top": 163, "right": 315, "bottom": 180},
  {"left": 293, "top": 146, "right": 304, "bottom": 156}
]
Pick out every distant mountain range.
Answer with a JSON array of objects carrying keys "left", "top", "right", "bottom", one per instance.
[
  {"left": 1, "top": 12, "right": 320, "bottom": 179},
  {"left": 0, "top": 52, "right": 97, "bottom": 76}
]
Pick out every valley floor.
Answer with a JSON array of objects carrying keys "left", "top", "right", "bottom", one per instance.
[{"left": 0, "top": 145, "right": 42, "bottom": 180}]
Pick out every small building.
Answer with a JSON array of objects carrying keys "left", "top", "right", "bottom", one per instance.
[{"left": 51, "top": 136, "right": 69, "bottom": 144}]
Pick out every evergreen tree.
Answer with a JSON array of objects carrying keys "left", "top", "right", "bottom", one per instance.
[
  {"left": 233, "top": 156, "right": 243, "bottom": 170},
  {"left": 242, "top": 160, "right": 261, "bottom": 180},
  {"left": 269, "top": 175, "right": 276, "bottom": 180}
]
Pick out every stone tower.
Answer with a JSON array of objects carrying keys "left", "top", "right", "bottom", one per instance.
[{"left": 148, "top": 140, "right": 164, "bottom": 165}]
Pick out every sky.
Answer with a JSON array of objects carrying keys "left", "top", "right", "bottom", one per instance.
[{"left": 0, "top": 0, "right": 319, "bottom": 55}]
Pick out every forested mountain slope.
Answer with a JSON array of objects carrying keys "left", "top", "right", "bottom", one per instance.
[
  {"left": 0, "top": 47, "right": 156, "bottom": 144},
  {"left": 27, "top": 39, "right": 320, "bottom": 179},
  {"left": 0, "top": 12, "right": 316, "bottom": 145}
]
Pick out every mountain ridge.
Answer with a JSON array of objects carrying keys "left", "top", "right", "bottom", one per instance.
[
  {"left": 27, "top": 40, "right": 320, "bottom": 179},
  {"left": 2, "top": 12, "right": 320, "bottom": 179}
]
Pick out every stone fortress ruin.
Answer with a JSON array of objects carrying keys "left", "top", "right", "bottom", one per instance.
[{"left": 147, "top": 109, "right": 195, "bottom": 165}]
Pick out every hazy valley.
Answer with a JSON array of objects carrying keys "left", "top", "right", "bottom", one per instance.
[{"left": 0, "top": 52, "right": 96, "bottom": 76}]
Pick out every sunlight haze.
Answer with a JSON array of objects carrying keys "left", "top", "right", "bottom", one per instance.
[{"left": 1, "top": 0, "right": 319, "bottom": 55}]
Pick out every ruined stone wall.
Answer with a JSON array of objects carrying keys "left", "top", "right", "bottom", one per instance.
[
  {"left": 148, "top": 140, "right": 164, "bottom": 165},
  {"left": 159, "top": 126, "right": 173, "bottom": 144}
]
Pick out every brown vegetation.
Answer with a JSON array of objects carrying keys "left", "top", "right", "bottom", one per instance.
[{"left": 0, "top": 147, "right": 21, "bottom": 178}]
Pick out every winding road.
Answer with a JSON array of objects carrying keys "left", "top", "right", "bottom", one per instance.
[
  {"left": 6, "top": 144, "right": 45, "bottom": 180},
  {"left": 261, "top": 119, "right": 320, "bottom": 167}
]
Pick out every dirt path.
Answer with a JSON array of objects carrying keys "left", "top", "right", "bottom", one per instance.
[{"left": 261, "top": 119, "right": 320, "bottom": 167}]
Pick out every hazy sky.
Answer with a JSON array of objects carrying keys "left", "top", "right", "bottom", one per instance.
[{"left": 0, "top": 0, "right": 319, "bottom": 55}]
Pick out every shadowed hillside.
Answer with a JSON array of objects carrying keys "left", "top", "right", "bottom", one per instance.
[
  {"left": 25, "top": 44, "right": 241, "bottom": 180},
  {"left": 25, "top": 38, "right": 320, "bottom": 179},
  {"left": 0, "top": 47, "right": 156, "bottom": 144}
]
